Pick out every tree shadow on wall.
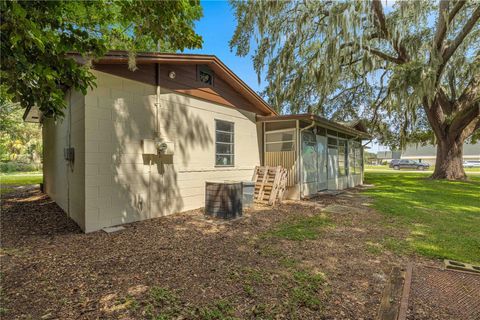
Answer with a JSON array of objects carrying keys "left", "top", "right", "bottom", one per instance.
[{"left": 108, "top": 87, "right": 212, "bottom": 227}]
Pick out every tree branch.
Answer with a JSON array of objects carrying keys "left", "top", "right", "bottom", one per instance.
[
  {"left": 371, "top": 0, "right": 389, "bottom": 38},
  {"left": 340, "top": 41, "right": 404, "bottom": 64},
  {"left": 433, "top": 1, "right": 466, "bottom": 52},
  {"left": 448, "top": 69, "right": 457, "bottom": 102},
  {"left": 451, "top": 103, "right": 480, "bottom": 141},
  {"left": 438, "top": 87, "right": 454, "bottom": 115},
  {"left": 423, "top": 97, "right": 446, "bottom": 139},
  {"left": 442, "top": 5, "right": 480, "bottom": 63},
  {"left": 459, "top": 114, "right": 480, "bottom": 141},
  {"left": 365, "top": 46, "right": 405, "bottom": 64},
  {"left": 371, "top": 0, "right": 409, "bottom": 62},
  {"left": 457, "top": 74, "right": 480, "bottom": 112}
]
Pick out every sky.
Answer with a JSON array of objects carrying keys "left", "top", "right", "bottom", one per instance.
[
  {"left": 185, "top": 1, "right": 390, "bottom": 152},
  {"left": 184, "top": 1, "right": 264, "bottom": 92}
]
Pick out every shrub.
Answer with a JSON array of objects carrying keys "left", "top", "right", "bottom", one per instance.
[{"left": 0, "top": 162, "right": 42, "bottom": 173}]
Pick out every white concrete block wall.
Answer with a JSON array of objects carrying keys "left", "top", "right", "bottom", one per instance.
[
  {"left": 43, "top": 118, "right": 69, "bottom": 212},
  {"left": 83, "top": 71, "right": 260, "bottom": 232},
  {"left": 42, "top": 90, "right": 85, "bottom": 230}
]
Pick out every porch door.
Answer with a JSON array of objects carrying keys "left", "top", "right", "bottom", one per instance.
[
  {"left": 301, "top": 131, "right": 317, "bottom": 196},
  {"left": 316, "top": 135, "right": 327, "bottom": 191}
]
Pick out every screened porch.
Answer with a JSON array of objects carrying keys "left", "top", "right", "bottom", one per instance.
[{"left": 258, "top": 114, "right": 369, "bottom": 200}]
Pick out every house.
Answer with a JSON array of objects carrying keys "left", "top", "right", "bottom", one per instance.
[
  {"left": 24, "top": 51, "right": 368, "bottom": 233},
  {"left": 401, "top": 143, "right": 480, "bottom": 165}
]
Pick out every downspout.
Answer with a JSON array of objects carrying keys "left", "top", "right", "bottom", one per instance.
[
  {"left": 298, "top": 120, "right": 316, "bottom": 199},
  {"left": 155, "top": 63, "right": 161, "bottom": 138},
  {"left": 149, "top": 63, "right": 162, "bottom": 217},
  {"left": 67, "top": 90, "right": 72, "bottom": 218}
]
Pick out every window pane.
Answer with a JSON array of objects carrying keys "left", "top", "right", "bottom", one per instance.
[
  {"left": 216, "top": 121, "right": 233, "bottom": 132},
  {"left": 355, "top": 147, "right": 362, "bottom": 172},
  {"left": 216, "top": 143, "right": 233, "bottom": 154},
  {"left": 302, "top": 131, "right": 315, "bottom": 143},
  {"left": 328, "top": 137, "right": 337, "bottom": 146},
  {"left": 338, "top": 143, "right": 346, "bottom": 176},
  {"left": 216, "top": 132, "right": 233, "bottom": 143},
  {"left": 266, "top": 130, "right": 295, "bottom": 143},
  {"left": 216, "top": 155, "right": 233, "bottom": 166},
  {"left": 215, "top": 120, "right": 234, "bottom": 166},
  {"left": 266, "top": 142, "right": 294, "bottom": 152}
]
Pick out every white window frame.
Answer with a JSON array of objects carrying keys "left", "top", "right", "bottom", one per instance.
[
  {"left": 265, "top": 128, "right": 296, "bottom": 152},
  {"left": 215, "top": 119, "right": 234, "bottom": 167}
]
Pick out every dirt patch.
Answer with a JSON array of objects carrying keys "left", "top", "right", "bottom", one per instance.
[{"left": 1, "top": 187, "right": 437, "bottom": 319}]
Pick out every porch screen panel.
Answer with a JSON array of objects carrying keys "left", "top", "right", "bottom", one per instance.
[
  {"left": 354, "top": 142, "right": 362, "bottom": 173},
  {"left": 338, "top": 139, "right": 347, "bottom": 176},
  {"left": 265, "top": 128, "right": 297, "bottom": 186},
  {"left": 301, "top": 131, "right": 317, "bottom": 184},
  {"left": 265, "top": 129, "right": 296, "bottom": 152},
  {"left": 348, "top": 141, "right": 356, "bottom": 174},
  {"left": 327, "top": 137, "right": 338, "bottom": 179}
]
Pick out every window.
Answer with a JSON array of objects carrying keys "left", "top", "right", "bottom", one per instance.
[
  {"left": 265, "top": 129, "right": 296, "bottom": 152},
  {"left": 215, "top": 120, "right": 234, "bottom": 166},
  {"left": 198, "top": 65, "right": 214, "bottom": 86},
  {"left": 338, "top": 139, "right": 347, "bottom": 176},
  {"left": 328, "top": 137, "right": 338, "bottom": 148}
]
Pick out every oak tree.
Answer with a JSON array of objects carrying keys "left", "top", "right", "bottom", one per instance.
[
  {"left": 1, "top": 0, "right": 203, "bottom": 118},
  {"left": 230, "top": 0, "right": 480, "bottom": 179}
]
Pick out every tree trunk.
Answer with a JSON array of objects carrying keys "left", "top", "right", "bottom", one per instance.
[{"left": 431, "top": 137, "right": 466, "bottom": 180}]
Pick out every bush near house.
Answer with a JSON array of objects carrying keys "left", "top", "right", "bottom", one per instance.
[{"left": 0, "top": 162, "right": 42, "bottom": 173}]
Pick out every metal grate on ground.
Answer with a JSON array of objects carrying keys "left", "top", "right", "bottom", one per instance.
[{"left": 407, "top": 265, "right": 480, "bottom": 320}]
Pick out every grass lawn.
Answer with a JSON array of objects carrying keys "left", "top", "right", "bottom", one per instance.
[
  {"left": 0, "top": 172, "right": 42, "bottom": 195},
  {"left": 364, "top": 171, "right": 480, "bottom": 264}
]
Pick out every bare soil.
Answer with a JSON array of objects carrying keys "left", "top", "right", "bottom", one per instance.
[{"left": 1, "top": 187, "right": 437, "bottom": 320}]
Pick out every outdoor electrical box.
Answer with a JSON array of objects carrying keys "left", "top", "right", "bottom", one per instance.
[
  {"left": 142, "top": 139, "right": 157, "bottom": 155},
  {"left": 142, "top": 139, "right": 175, "bottom": 155},
  {"left": 64, "top": 147, "right": 75, "bottom": 161}
]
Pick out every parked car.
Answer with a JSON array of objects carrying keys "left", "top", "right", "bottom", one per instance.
[
  {"left": 391, "top": 159, "right": 430, "bottom": 170},
  {"left": 463, "top": 160, "right": 480, "bottom": 168},
  {"left": 389, "top": 159, "right": 400, "bottom": 168}
]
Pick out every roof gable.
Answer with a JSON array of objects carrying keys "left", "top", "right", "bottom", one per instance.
[{"left": 72, "top": 51, "right": 277, "bottom": 116}]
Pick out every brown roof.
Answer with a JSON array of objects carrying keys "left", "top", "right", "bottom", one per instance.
[
  {"left": 257, "top": 114, "right": 371, "bottom": 138},
  {"left": 69, "top": 51, "right": 277, "bottom": 116}
]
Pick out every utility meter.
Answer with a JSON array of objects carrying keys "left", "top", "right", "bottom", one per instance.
[{"left": 156, "top": 140, "right": 175, "bottom": 155}]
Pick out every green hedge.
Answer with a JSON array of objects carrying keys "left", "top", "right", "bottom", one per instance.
[{"left": 0, "top": 162, "right": 42, "bottom": 173}]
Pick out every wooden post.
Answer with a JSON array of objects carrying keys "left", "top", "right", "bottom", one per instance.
[{"left": 377, "top": 266, "right": 405, "bottom": 320}]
